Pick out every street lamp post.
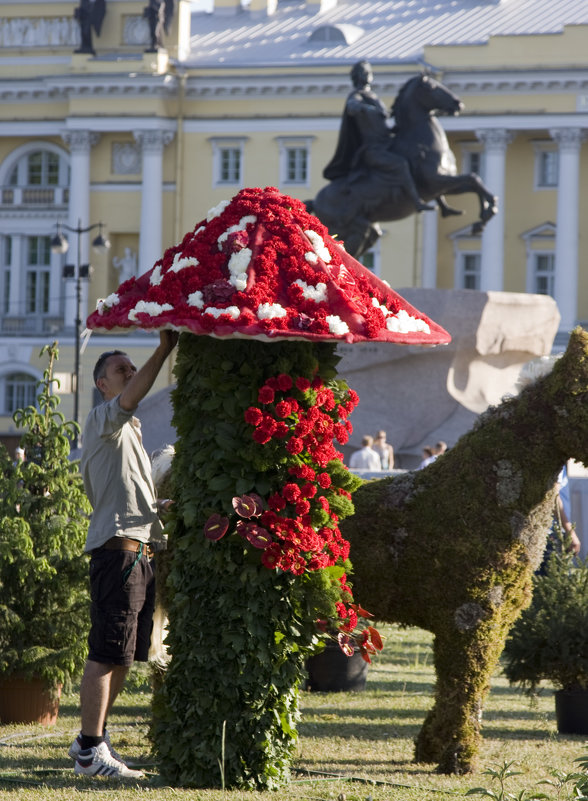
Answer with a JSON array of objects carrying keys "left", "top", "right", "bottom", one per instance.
[{"left": 50, "top": 219, "right": 110, "bottom": 446}]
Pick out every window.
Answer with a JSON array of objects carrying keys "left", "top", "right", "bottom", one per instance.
[
  {"left": 285, "top": 147, "right": 308, "bottom": 184},
  {"left": 533, "top": 253, "right": 555, "bottom": 296},
  {"left": 26, "top": 236, "right": 51, "bottom": 314},
  {"left": 459, "top": 144, "right": 485, "bottom": 180},
  {"left": 219, "top": 147, "right": 241, "bottom": 184},
  {"left": 209, "top": 138, "right": 248, "bottom": 187},
  {"left": 460, "top": 253, "right": 481, "bottom": 290},
  {"left": 4, "top": 372, "right": 37, "bottom": 414},
  {"left": 27, "top": 151, "right": 59, "bottom": 186},
  {"left": 2, "top": 236, "right": 11, "bottom": 314},
  {"left": 535, "top": 149, "right": 558, "bottom": 188},
  {"left": 276, "top": 136, "right": 314, "bottom": 187}
]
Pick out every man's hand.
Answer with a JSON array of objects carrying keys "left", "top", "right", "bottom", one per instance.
[{"left": 159, "top": 330, "right": 179, "bottom": 355}]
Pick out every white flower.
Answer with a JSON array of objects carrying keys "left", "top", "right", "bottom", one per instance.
[
  {"left": 187, "top": 291, "right": 204, "bottom": 309},
  {"left": 216, "top": 214, "right": 258, "bottom": 250},
  {"left": 231, "top": 272, "right": 248, "bottom": 291},
  {"left": 128, "top": 301, "right": 173, "bottom": 321},
  {"left": 206, "top": 199, "right": 230, "bottom": 221},
  {"left": 372, "top": 296, "right": 391, "bottom": 316},
  {"left": 192, "top": 225, "right": 205, "bottom": 239},
  {"left": 203, "top": 305, "right": 240, "bottom": 320},
  {"left": 170, "top": 253, "right": 199, "bottom": 273},
  {"left": 228, "top": 248, "right": 252, "bottom": 276},
  {"left": 96, "top": 293, "right": 120, "bottom": 315},
  {"left": 304, "top": 251, "right": 318, "bottom": 264},
  {"left": 304, "top": 229, "right": 332, "bottom": 263},
  {"left": 326, "top": 314, "right": 350, "bottom": 335},
  {"left": 294, "top": 279, "right": 328, "bottom": 303},
  {"left": 386, "top": 309, "right": 430, "bottom": 335},
  {"left": 150, "top": 263, "right": 163, "bottom": 286},
  {"left": 257, "top": 303, "right": 287, "bottom": 320}
]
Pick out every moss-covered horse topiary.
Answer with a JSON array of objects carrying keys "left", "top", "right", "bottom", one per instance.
[{"left": 341, "top": 326, "right": 588, "bottom": 775}]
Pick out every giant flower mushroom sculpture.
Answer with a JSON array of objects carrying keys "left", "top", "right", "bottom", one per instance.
[{"left": 87, "top": 186, "right": 450, "bottom": 789}]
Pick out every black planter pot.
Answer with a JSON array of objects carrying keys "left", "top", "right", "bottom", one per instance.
[
  {"left": 555, "top": 688, "right": 588, "bottom": 734},
  {"left": 305, "top": 642, "right": 368, "bottom": 692}
]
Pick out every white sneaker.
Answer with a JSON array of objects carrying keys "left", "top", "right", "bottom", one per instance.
[
  {"left": 74, "top": 741, "right": 145, "bottom": 778},
  {"left": 69, "top": 730, "right": 127, "bottom": 765}
]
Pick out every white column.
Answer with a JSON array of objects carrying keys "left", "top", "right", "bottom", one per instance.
[
  {"left": 550, "top": 127, "right": 587, "bottom": 333},
  {"left": 61, "top": 130, "right": 99, "bottom": 327},
  {"left": 8, "top": 234, "right": 22, "bottom": 316},
  {"left": 134, "top": 130, "right": 174, "bottom": 273},
  {"left": 475, "top": 129, "right": 514, "bottom": 292},
  {"left": 421, "top": 207, "right": 438, "bottom": 288}
]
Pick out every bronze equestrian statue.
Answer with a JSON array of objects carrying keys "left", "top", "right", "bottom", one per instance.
[{"left": 308, "top": 61, "right": 498, "bottom": 259}]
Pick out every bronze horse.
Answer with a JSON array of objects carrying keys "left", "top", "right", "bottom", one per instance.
[{"left": 308, "top": 74, "right": 498, "bottom": 258}]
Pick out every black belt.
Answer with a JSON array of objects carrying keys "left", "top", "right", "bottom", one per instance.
[{"left": 100, "top": 537, "right": 151, "bottom": 556}]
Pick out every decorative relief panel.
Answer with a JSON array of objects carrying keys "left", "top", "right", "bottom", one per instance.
[
  {"left": 0, "top": 17, "right": 80, "bottom": 48},
  {"left": 112, "top": 142, "right": 142, "bottom": 175},
  {"left": 123, "top": 16, "right": 150, "bottom": 46}
]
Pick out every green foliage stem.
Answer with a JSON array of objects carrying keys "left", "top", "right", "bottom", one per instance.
[{"left": 152, "top": 334, "right": 359, "bottom": 789}]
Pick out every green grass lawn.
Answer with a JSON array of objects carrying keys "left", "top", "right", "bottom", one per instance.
[{"left": 0, "top": 625, "right": 585, "bottom": 800}]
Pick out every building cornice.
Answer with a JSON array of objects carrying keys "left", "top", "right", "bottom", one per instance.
[{"left": 2, "top": 66, "right": 588, "bottom": 104}]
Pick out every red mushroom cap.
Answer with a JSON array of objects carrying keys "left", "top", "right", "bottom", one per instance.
[{"left": 87, "top": 187, "right": 450, "bottom": 346}]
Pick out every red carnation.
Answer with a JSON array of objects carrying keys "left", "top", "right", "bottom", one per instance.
[
  {"left": 268, "top": 492, "right": 286, "bottom": 512},
  {"left": 317, "top": 472, "right": 331, "bottom": 489},
  {"left": 258, "top": 386, "right": 275, "bottom": 404},
  {"left": 301, "top": 482, "right": 317, "bottom": 498},
  {"left": 286, "top": 437, "right": 304, "bottom": 455},
  {"left": 244, "top": 406, "right": 264, "bottom": 425},
  {"left": 275, "top": 400, "right": 292, "bottom": 418},
  {"left": 295, "top": 376, "right": 311, "bottom": 391},
  {"left": 277, "top": 373, "right": 293, "bottom": 391},
  {"left": 282, "top": 483, "right": 301, "bottom": 503}
]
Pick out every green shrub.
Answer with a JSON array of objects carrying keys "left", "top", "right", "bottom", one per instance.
[{"left": 0, "top": 343, "right": 91, "bottom": 690}]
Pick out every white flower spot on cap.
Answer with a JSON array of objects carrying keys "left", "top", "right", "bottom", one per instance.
[
  {"left": 326, "top": 315, "right": 350, "bottom": 335},
  {"left": 257, "top": 303, "right": 287, "bottom": 320},
  {"left": 386, "top": 309, "right": 430, "bottom": 335},
  {"left": 294, "top": 279, "right": 327, "bottom": 303},
  {"left": 128, "top": 301, "right": 173, "bottom": 321},
  {"left": 203, "top": 305, "right": 240, "bottom": 320},
  {"left": 170, "top": 253, "right": 199, "bottom": 273},
  {"left": 304, "top": 251, "right": 318, "bottom": 264},
  {"left": 206, "top": 199, "right": 230, "bottom": 222},
  {"left": 150, "top": 263, "right": 164, "bottom": 286},
  {"left": 187, "top": 291, "right": 204, "bottom": 309},
  {"left": 96, "top": 293, "right": 120, "bottom": 315},
  {"left": 304, "top": 229, "right": 332, "bottom": 263},
  {"left": 228, "top": 248, "right": 252, "bottom": 275}
]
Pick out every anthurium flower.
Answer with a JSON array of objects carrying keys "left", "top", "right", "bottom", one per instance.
[
  {"left": 203, "top": 514, "right": 229, "bottom": 541},
  {"left": 232, "top": 494, "right": 260, "bottom": 518},
  {"left": 338, "top": 632, "right": 355, "bottom": 657}
]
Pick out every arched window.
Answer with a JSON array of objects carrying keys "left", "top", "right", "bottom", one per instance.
[
  {"left": 2, "top": 372, "right": 37, "bottom": 415},
  {"left": 1, "top": 143, "right": 69, "bottom": 206}
]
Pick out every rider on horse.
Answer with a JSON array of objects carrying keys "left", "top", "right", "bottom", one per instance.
[{"left": 324, "top": 61, "right": 433, "bottom": 214}]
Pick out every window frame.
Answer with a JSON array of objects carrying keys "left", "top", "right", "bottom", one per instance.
[
  {"left": 275, "top": 136, "right": 314, "bottom": 187},
  {"left": 209, "top": 137, "right": 248, "bottom": 188}
]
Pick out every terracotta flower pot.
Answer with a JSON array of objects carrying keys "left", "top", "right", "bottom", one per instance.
[
  {"left": 555, "top": 688, "right": 588, "bottom": 735},
  {"left": 0, "top": 675, "right": 61, "bottom": 726},
  {"left": 305, "top": 641, "right": 368, "bottom": 692}
]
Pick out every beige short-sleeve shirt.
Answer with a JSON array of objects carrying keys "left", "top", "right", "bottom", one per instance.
[{"left": 81, "top": 396, "right": 163, "bottom": 552}]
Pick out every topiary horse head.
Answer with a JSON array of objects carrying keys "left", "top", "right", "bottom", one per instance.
[{"left": 341, "top": 326, "right": 588, "bottom": 774}]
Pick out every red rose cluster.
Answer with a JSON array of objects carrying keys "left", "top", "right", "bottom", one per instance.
[{"left": 204, "top": 370, "right": 358, "bottom": 577}]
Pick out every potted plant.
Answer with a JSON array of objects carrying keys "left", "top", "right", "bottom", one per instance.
[
  {"left": 0, "top": 343, "right": 91, "bottom": 725},
  {"left": 502, "top": 528, "right": 588, "bottom": 734}
]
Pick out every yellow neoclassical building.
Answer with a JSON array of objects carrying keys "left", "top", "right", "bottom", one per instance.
[{"left": 1, "top": 0, "right": 588, "bottom": 446}]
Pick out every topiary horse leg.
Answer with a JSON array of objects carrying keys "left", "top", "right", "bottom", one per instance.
[{"left": 415, "top": 616, "right": 504, "bottom": 775}]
